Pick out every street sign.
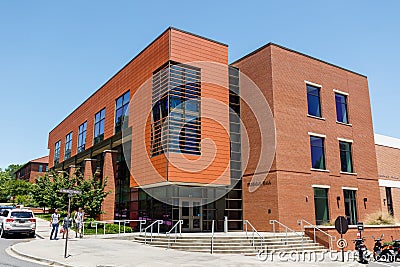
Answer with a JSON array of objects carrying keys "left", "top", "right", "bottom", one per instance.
[
  {"left": 59, "top": 189, "right": 82, "bottom": 195},
  {"left": 58, "top": 188, "right": 81, "bottom": 258},
  {"left": 357, "top": 222, "right": 364, "bottom": 232},
  {"left": 335, "top": 216, "right": 349, "bottom": 234}
]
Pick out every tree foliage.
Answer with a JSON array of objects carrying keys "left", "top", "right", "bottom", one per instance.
[{"left": 32, "top": 171, "right": 111, "bottom": 218}]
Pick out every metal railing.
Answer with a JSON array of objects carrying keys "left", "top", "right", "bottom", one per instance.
[
  {"left": 243, "top": 220, "right": 265, "bottom": 251},
  {"left": 297, "top": 219, "right": 336, "bottom": 251},
  {"left": 82, "top": 219, "right": 146, "bottom": 237},
  {"left": 166, "top": 220, "right": 183, "bottom": 249},
  {"left": 270, "top": 220, "right": 304, "bottom": 251},
  {"left": 144, "top": 220, "right": 163, "bottom": 244},
  {"left": 211, "top": 220, "right": 215, "bottom": 254}
]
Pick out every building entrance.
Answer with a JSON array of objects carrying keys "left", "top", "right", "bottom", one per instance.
[{"left": 179, "top": 198, "right": 202, "bottom": 232}]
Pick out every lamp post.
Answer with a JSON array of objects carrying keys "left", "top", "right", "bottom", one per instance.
[{"left": 59, "top": 189, "right": 82, "bottom": 258}]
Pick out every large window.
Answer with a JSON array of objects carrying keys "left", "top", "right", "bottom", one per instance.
[
  {"left": 65, "top": 132, "right": 73, "bottom": 159},
  {"left": 310, "top": 136, "right": 326, "bottom": 170},
  {"left": 54, "top": 140, "right": 61, "bottom": 165},
  {"left": 344, "top": 189, "right": 358, "bottom": 225},
  {"left": 94, "top": 108, "right": 106, "bottom": 145},
  {"left": 307, "top": 84, "right": 322, "bottom": 117},
  {"left": 151, "top": 62, "right": 201, "bottom": 156},
  {"left": 78, "top": 121, "right": 87, "bottom": 153},
  {"left": 339, "top": 141, "right": 353, "bottom": 173},
  {"left": 314, "top": 188, "right": 330, "bottom": 225},
  {"left": 115, "top": 91, "right": 130, "bottom": 134},
  {"left": 335, "top": 93, "right": 349, "bottom": 123}
]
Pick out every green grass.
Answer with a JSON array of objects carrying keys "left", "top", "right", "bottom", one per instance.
[{"left": 35, "top": 213, "right": 52, "bottom": 221}]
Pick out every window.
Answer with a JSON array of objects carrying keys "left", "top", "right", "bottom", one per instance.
[
  {"left": 314, "top": 188, "right": 330, "bottom": 225},
  {"left": 335, "top": 93, "right": 349, "bottom": 123},
  {"left": 78, "top": 121, "right": 87, "bottom": 153},
  {"left": 151, "top": 62, "right": 201, "bottom": 156},
  {"left": 54, "top": 140, "right": 61, "bottom": 165},
  {"left": 339, "top": 141, "right": 353, "bottom": 173},
  {"left": 65, "top": 132, "right": 73, "bottom": 159},
  {"left": 94, "top": 108, "right": 106, "bottom": 145},
  {"left": 307, "top": 84, "right": 322, "bottom": 117},
  {"left": 310, "top": 136, "right": 326, "bottom": 170},
  {"left": 386, "top": 187, "right": 394, "bottom": 216},
  {"left": 39, "top": 165, "right": 43, "bottom": 173},
  {"left": 344, "top": 190, "right": 358, "bottom": 225},
  {"left": 115, "top": 91, "right": 130, "bottom": 134}
]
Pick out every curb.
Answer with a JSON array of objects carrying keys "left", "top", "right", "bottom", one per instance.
[{"left": 10, "top": 245, "right": 73, "bottom": 267}]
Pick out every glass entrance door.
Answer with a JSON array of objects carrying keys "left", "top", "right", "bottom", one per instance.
[{"left": 179, "top": 198, "right": 202, "bottom": 232}]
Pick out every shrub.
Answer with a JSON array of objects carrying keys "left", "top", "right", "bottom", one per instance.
[{"left": 365, "top": 211, "right": 396, "bottom": 225}]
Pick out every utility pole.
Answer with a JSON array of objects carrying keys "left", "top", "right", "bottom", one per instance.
[{"left": 59, "top": 189, "right": 82, "bottom": 258}]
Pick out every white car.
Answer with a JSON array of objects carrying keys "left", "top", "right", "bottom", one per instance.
[{"left": 0, "top": 209, "right": 36, "bottom": 238}]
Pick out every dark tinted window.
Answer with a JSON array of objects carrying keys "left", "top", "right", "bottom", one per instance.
[
  {"left": 10, "top": 211, "right": 33, "bottom": 218},
  {"left": 339, "top": 141, "right": 353, "bottom": 173},
  {"left": 310, "top": 136, "right": 326, "bottom": 170},
  {"left": 307, "top": 84, "right": 322, "bottom": 117},
  {"left": 335, "top": 93, "right": 349, "bottom": 123}
]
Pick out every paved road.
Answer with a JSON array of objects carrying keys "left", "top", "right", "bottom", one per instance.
[{"left": 0, "top": 234, "right": 44, "bottom": 267}]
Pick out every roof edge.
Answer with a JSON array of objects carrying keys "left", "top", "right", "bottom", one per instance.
[
  {"left": 49, "top": 27, "right": 227, "bottom": 134},
  {"left": 231, "top": 42, "right": 367, "bottom": 78}
]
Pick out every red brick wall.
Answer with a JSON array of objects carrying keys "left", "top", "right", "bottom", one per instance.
[{"left": 235, "top": 44, "right": 380, "bottom": 230}]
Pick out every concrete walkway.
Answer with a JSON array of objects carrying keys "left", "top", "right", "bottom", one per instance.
[{"left": 8, "top": 218, "right": 364, "bottom": 267}]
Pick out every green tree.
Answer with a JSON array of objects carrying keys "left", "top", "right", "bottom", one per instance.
[
  {"left": 32, "top": 171, "right": 110, "bottom": 218},
  {"left": 74, "top": 176, "right": 111, "bottom": 218}
]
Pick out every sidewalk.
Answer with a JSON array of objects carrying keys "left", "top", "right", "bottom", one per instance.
[{"left": 9, "top": 218, "right": 364, "bottom": 267}]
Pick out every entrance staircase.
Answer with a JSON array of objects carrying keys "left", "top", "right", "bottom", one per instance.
[{"left": 133, "top": 232, "right": 327, "bottom": 255}]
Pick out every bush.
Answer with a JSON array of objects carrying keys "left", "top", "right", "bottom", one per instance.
[
  {"left": 84, "top": 222, "right": 133, "bottom": 235},
  {"left": 365, "top": 211, "right": 396, "bottom": 225}
]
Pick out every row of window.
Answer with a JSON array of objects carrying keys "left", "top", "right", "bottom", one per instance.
[
  {"left": 310, "top": 135, "right": 354, "bottom": 173},
  {"left": 53, "top": 91, "right": 130, "bottom": 165},
  {"left": 307, "top": 83, "right": 349, "bottom": 124}
]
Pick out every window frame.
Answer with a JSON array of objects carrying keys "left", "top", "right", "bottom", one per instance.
[
  {"left": 78, "top": 121, "right": 87, "bottom": 153},
  {"left": 309, "top": 134, "right": 326, "bottom": 170},
  {"left": 94, "top": 108, "right": 106, "bottom": 145},
  {"left": 54, "top": 140, "right": 61, "bottom": 165},
  {"left": 339, "top": 140, "right": 354, "bottom": 173},
  {"left": 115, "top": 90, "right": 130, "bottom": 134},
  {"left": 64, "top": 132, "right": 73, "bottom": 160},
  {"left": 306, "top": 83, "right": 322, "bottom": 118},
  {"left": 335, "top": 92, "right": 349, "bottom": 124}
]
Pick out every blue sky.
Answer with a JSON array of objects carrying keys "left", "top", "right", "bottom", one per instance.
[{"left": 0, "top": 1, "right": 399, "bottom": 169}]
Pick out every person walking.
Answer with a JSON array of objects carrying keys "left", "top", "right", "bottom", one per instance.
[
  {"left": 74, "top": 207, "right": 84, "bottom": 238},
  {"left": 62, "top": 213, "right": 73, "bottom": 239},
  {"left": 50, "top": 209, "right": 60, "bottom": 240}
]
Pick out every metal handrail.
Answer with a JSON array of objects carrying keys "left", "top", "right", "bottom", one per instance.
[
  {"left": 166, "top": 220, "right": 183, "bottom": 249},
  {"left": 297, "top": 219, "right": 336, "bottom": 251},
  {"left": 243, "top": 220, "right": 265, "bottom": 251},
  {"left": 269, "top": 220, "right": 304, "bottom": 252},
  {"left": 82, "top": 219, "right": 146, "bottom": 237},
  {"left": 211, "top": 220, "right": 215, "bottom": 254},
  {"left": 144, "top": 220, "right": 163, "bottom": 244}
]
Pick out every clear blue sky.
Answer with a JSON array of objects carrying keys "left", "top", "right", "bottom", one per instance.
[{"left": 0, "top": 1, "right": 399, "bottom": 169}]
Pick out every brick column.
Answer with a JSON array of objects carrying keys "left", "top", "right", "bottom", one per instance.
[
  {"left": 100, "top": 150, "right": 117, "bottom": 221},
  {"left": 69, "top": 165, "right": 76, "bottom": 178},
  {"left": 83, "top": 159, "right": 97, "bottom": 180}
]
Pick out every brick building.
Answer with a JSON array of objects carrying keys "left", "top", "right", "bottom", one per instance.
[
  {"left": 14, "top": 156, "right": 49, "bottom": 183},
  {"left": 233, "top": 44, "right": 381, "bottom": 230},
  {"left": 375, "top": 134, "right": 400, "bottom": 221},
  {"left": 48, "top": 27, "right": 381, "bottom": 231}
]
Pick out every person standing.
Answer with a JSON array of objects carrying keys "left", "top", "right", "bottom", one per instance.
[
  {"left": 50, "top": 209, "right": 60, "bottom": 240},
  {"left": 74, "top": 207, "right": 84, "bottom": 238},
  {"left": 62, "top": 213, "right": 73, "bottom": 239}
]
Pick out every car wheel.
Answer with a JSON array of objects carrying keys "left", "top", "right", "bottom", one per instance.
[{"left": 29, "top": 232, "right": 36, "bottom": 238}]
